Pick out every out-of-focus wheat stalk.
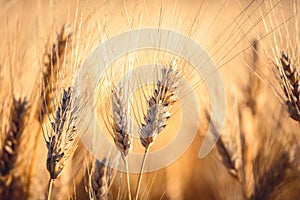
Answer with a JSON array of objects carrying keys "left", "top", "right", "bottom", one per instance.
[
  {"left": 206, "top": 108, "right": 247, "bottom": 198},
  {"left": 245, "top": 39, "right": 261, "bottom": 115},
  {"left": 135, "top": 61, "right": 181, "bottom": 200},
  {"left": 250, "top": 133, "right": 298, "bottom": 200},
  {"left": 240, "top": 39, "right": 262, "bottom": 197},
  {"left": 88, "top": 158, "right": 113, "bottom": 200},
  {"left": 111, "top": 83, "right": 133, "bottom": 200},
  {"left": 39, "top": 25, "right": 72, "bottom": 121},
  {"left": 0, "top": 97, "right": 28, "bottom": 199},
  {"left": 43, "top": 87, "right": 78, "bottom": 200}
]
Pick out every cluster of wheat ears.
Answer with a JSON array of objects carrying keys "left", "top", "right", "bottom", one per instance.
[{"left": 1, "top": 0, "right": 300, "bottom": 199}]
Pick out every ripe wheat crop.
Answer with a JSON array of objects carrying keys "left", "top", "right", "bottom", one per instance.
[{"left": 0, "top": 0, "right": 300, "bottom": 200}]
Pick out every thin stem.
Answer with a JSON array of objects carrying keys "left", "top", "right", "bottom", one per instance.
[
  {"left": 47, "top": 179, "right": 53, "bottom": 200},
  {"left": 135, "top": 147, "right": 149, "bottom": 200},
  {"left": 125, "top": 157, "right": 132, "bottom": 200}
]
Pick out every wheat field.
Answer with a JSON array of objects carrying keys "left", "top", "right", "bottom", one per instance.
[{"left": 0, "top": 0, "right": 300, "bottom": 199}]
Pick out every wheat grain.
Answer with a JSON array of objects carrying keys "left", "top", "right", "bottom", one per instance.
[
  {"left": 275, "top": 52, "right": 300, "bottom": 122},
  {"left": 111, "top": 84, "right": 133, "bottom": 157},
  {"left": 43, "top": 87, "right": 78, "bottom": 200},
  {"left": 140, "top": 61, "right": 181, "bottom": 148},
  {"left": 45, "top": 87, "right": 78, "bottom": 179}
]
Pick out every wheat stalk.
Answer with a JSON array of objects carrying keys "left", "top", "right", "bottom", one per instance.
[
  {"left": 43, "top": 87, "right": 78, "bottom": 200},
  {"left": 111, "top": 83, "right": 133, "bottom": 200},
  {"left": 88, "top": 158, "right": 113, "bottom": 200},
  {"left": 135, "top": 61, "right": 181, "bottom": 200},
  {"left": 0, "top": 97, "right": 28, "bottom": 199}
]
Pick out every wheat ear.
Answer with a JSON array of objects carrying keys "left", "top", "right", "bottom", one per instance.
[
  {"left": 275, "top": 52, "right": 300, "bottom": 122},
  {"left": 206, "top": 111, "right": 246, "bottom": 197},
  {"left": 135, "top": 61, "right": 181, "bottom": 200},
  {"left": 111, "top": 84, "right": 133, "bottom": 157},
  {"left": 27, "top": 25, "right": 72, "bottom": 196},
  {"left": 43, "top": 87, "right": 78, "bottom": 200},
  {"left": 0, "top": 97, "right": 28, "bottom": 199},
  {"left": 89, "top": 158, "right": 113, "bottom": 200},
  {"left": 111, "top": 83, "right": 133, "bottom": 200},
  {"left": 215, "top": 133, "right": 243, "bottom": 183},
  {"left": 251, "top": 153, "right": 290, "bottom": 200},
  {"left": 250, "top": 134, "right": 296, "bottom": 200}
]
